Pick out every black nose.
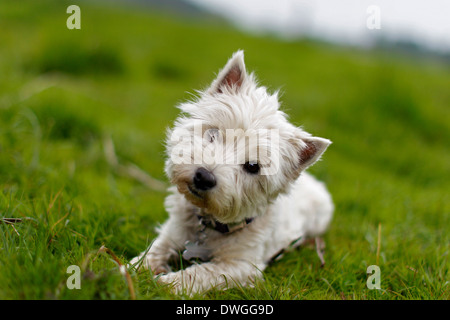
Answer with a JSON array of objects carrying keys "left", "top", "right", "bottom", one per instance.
[{"left": 193, "top": 167, "right": 216, "bottom": 191}]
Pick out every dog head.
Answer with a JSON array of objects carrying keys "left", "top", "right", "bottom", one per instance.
[{"left": 165, "top": 51, "right": 331, "bottom": 223}]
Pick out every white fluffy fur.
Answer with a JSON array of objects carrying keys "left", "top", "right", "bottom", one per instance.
[{"left": 130, "top": 51, "right": 334, "bottom": 294}]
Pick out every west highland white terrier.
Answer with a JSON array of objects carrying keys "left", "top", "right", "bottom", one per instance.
[{"left": 130, "top": 51, "right": 334, "bottom": 294}]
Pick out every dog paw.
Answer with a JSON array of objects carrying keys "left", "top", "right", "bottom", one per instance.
[
  {"left": 128, "top": 254, "right": 169, "bottom": 275},
  {"left": 157, "top": 272, "right": 185, "bottom": 294}
]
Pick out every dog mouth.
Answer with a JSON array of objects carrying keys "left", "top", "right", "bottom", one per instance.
[{"left": 187, "top": 184, "right": 203, "bottom": 199}]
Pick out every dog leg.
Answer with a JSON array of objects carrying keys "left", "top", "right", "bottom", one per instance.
[
  {"left": 129, "top": 216, "right": 189, "bottom": 274},
  {"left": 158, "top": 259, "right": 265, "bottom": 295}
]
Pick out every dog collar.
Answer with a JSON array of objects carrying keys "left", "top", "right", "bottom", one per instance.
[
  {"left": 182, "top": 212, "right": 254, "bottom": 261},
  {"left": 196, "top": 214, "right": 254, "bottom": 234}
]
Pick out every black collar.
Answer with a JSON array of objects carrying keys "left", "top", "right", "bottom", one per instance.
[{"left": 196, "top": 214, "right": 254, "bottom": 234}]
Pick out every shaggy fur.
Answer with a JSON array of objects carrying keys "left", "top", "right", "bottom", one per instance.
[{"left": 130, "top": 51, "right": 334, "bottom": 294}]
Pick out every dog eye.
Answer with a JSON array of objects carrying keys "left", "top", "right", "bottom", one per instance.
[
  {"left": 243, "top": 161, "right": 260, "bottom": 174},
  {"left": 206, "top": 128, "right": 219, "bottom": 143}
]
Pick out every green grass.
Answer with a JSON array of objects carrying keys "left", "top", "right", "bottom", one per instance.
[{"left": 0, "top": 0, "right": 449, "bottom": 300}]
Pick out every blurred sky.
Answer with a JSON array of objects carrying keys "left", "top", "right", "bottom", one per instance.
[{"left": 186, "top": 0, "right": 450, "bottom": 53}]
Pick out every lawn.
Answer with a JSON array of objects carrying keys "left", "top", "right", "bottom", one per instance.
[{"left": 0, "top": 0, "right": 448, "bottom": 300}]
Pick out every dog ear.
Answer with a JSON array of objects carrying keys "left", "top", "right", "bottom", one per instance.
[
  {"left": 297, "top": 136, "right": 331, "bottom": 171},
  {"left": 208, "top": 50, "right": 246, "bottom": 94}
]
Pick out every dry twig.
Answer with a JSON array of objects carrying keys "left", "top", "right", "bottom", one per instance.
[
  {"left": 96, "top": 245, "right": 137, "bottom": 300},
  {"left": 376, "top": 223, "right": 381, "bottom": 265},
  {"left": 103, "top": 136, "right": 167, "bottom": 192}
]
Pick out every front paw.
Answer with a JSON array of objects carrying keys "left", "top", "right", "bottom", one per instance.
[
  {"left": 158, "top": 271, "right": 200, "bottom": 295},
  {"left": 158, "top": 272, "right": 183, "bottom": 293},
  {"left": 129, "top": 254, "right": 169, "bottom": 275},
  {"left": 158, "top": 268, "right": 221, "bottom": 296}
]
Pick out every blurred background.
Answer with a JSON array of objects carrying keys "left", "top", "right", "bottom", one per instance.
[
  {"left": 0, "top": 0, "right": 448, "bottom": 299},
  {"left": 190, "top": 0, "right": 450, "bottom": 53}
]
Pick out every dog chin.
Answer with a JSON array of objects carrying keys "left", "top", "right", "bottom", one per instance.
[
  {"left": 176, "top": 182, "right": 241, "bottom": 223},
  {"left": 176, "top": 182, "right": 206, "bottom": 207}
]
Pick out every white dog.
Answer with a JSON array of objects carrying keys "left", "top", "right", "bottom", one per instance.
[{"left": 130, "top": 51, "right": 333, "bottom": 294}]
